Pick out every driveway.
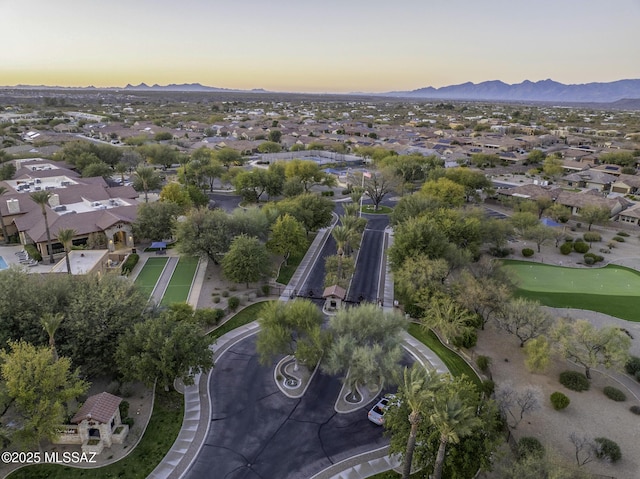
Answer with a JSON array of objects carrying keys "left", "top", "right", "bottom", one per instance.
[{"left": 184, "top": 335, "right": 388, "bottom": 479}]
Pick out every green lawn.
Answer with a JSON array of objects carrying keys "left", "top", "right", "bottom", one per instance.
[
  {"left": 134, "top": 257, "right": 169, "bottom": 300},
  {"left": 160, "top": 257, "right": 199, "bottom": 306},
  {"left": 207, "top": 301, "right": 272, "bottom": 341},
  {"left": 408, "top": 323, "right": 481, "bottom": 388},
  {"left": 501, "top": 260, "right": 640, "bottom": 321},
  {"left": 8, "top": 390, "right": 183, "bottom": 479},
  {"left": 361, "top": 204, "right": 393, "bottom": 214}
]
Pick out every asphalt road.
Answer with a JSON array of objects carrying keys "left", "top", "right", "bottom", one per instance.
[{"left": 184, "top": 335, "right": 388, "bottom": 479}]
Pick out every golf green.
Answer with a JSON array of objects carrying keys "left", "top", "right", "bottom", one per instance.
[
  {"left": 134, "top": 257, "right": 169, "bottom": 300},
  {"left": 501, "top": 260, "right": 640, "bottom": 322},
  {"left": 161, "top": 256, "right": 199, "bottom": 305}
]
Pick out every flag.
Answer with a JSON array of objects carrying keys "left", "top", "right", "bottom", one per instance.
[{"left": 362, "top": 171, "right": 372, "bottom": 178}]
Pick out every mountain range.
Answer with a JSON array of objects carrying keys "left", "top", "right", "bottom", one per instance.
[{"left": 5, "top": 79, "right": 640, "bottom": 103}]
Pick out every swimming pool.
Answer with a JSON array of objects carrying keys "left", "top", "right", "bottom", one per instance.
[{"left": 0, "top": 256, "right": 7, "bottom": 270}]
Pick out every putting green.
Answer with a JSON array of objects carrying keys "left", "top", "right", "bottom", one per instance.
[{"left": 501, "top": 260, "right": 640, "bottom": 322}]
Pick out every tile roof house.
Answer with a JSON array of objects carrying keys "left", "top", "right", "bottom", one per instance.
[
  {"left": 561, "top": 170, "right": 617, "bottom": 192},
  {"left": 0, "top": 160, "right": 139, "bottom": 259},
  {"left": 555, "top": 190, "right": 631, "bottom": 217},
  {"left": 54, "top": 392, "right": 128, "bottom": 455}
]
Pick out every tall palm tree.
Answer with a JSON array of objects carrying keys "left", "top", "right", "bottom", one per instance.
[
  {"left": 430, "top": 394, "right": 482, "bottom": 479},
  {"left": 0, "top": 186, "right": 9, "bottom": 244},
  {"left": 331, "top": 225, "right": 351, "bottom": 257},
  {"left": 400, "top": 365, "right": 442, "bottom": 479},
  {"left": 29, "top": 190, "right": 54, "bottom": 263},
  {"left": 133, "top": 166, "right": 161, "bottom": 203},
  {"left": 56, "top": 228, "right": 76, "bottom": 274},
  {"left": 41, "top": 312, "right": 64, "bottom": 361}
]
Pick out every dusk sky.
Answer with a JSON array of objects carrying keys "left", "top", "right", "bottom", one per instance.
[{"left": 3, "top": 0, "right": 640, "bottom": 93}]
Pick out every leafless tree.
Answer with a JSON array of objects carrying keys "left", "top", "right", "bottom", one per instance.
[
  {"left": 569, "top": 432, "right": 600, "bottom": 466},
  {"left": 494, "top": 382, "right": 542, "bottom": 429}
]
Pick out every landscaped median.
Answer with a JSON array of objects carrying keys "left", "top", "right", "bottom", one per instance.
[{"left": 501, "top": 260, "right": 640, "bottom": 322}]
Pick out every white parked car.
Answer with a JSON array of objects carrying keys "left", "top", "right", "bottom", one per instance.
[{"left": 368, "top": 394, "right": 396, "bottom": 425}]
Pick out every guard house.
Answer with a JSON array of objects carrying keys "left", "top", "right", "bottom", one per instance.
[
  {"left": 322, "top": 284, "right": 347, "bottom": 311},
  {"left": 54, "top": 392, "right": 129, "bottom": 455}
]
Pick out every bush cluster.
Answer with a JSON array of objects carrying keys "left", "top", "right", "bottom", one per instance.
[
  {"left": 625, "top": 356, "right": 640, "bottom": 381},
  {"left": 550, "top": 391, "right": 570, "bottom": 410},
  {"left": 489, "top": 247, "right": 512, "bottom": 258},
  {"left": 630, "top": 405, "right": 640, "bottom": 415},
  {"left": 521, "top": 248, "right": 535, "bottom": 257},
  {"left": 24, "top": 243, "right": 43, "bottom": 262},
  {"left": 603, "top": 386, "right": 626, "bottom": 402},
  {"left": 452, "top": 329, "right": 477, "bottom": 349},
  {"left": 616, "top": 231, "right": 630, "bottom": 237},
  {"left": 121, "top": 253, "right": 139, "bottom": 275},
  {"left": 559, "top": 371, "right": 590, "bottom": 391},
  {"left": 583, "top": 253, "right": 604, "bottom": 264},
  {"left": 594, "top": 437, "right": 622, "bottom": 462},
  {"left": 583, "top": 232, "right": 602, "bottom": 242},
  {"left": 573, "top": 240, "right": 590, "bottom": 254},
  {"left": 476, "top": 355, "right": 491, "bottom": 372},
  {"left": 227, "top": 296, "right": 240, "bottom": 311},
  {"left": 321, "top": 190, "right": 335, "bottom": 197},
  {"left": 517, "top": 437, "right": 545, "bottom": 459},
  {"left": 480, "top": 379, "right": 495, "bottom": 396},
  {"left": 612, "top": 236, "right": 625, "bottom": 242},
  {"left": 560, "top": 242, "right": 573, "bottom": 255}
]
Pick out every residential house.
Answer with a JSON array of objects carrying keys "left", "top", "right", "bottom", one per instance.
[
  {"left": 555, "top": 190, "right": 630, "bottom": 217},
  {"left": 611, "top": 174, "right": 640, "bottom": 195},
  {"left": 561, "top": 170, "right": 617, "bottom": 192}
]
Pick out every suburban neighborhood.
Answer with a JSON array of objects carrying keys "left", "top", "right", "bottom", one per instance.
[{"left": 1, "top": 88, "right": 640, "bottom": 479}]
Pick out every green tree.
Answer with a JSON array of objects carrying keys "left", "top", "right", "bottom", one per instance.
[
  {"left": 388, "top": 216, "right": 451, "bottom": 270},
  {"left": 420, "top": 294, "right": 476, "bottom": 345},
  {"left": 221, "top": 234, "right": 271, "bottom": 287},
  {"left": 1, "top": 341, "right": 89, "bottom": 449},
  {"left": 269, "top": 193, "right": 334, "bottom": 235},
  {"left": 420, "top": 177, "right": 466, "bottom": 207},
  {"left": 40, "top": 312, "right": 64, "bottom": 361},
  {"left": 56, "top": 228, "right": 76, "bottom": 275},
  {"left": 542, "top": 155, "right": 563, "bottom": 178},
  {"left": 442, "top": 167, "right": 493, "bottom": 202},
  {"left": 527, "top": 149, "right": 546, "bottom": 164},
  {"left": 455, "top": 271, "right": 510, "bottom": 330},
  {"left": 323, "top": 304, "right": 406, "bottom": 399},
  {"left": 257, "top": 141, "right": 282, "bottom": 153},
  {"left": 552, "top": 319, "right": 631, "bottom": 379},
  {"left": 29, "top": 190, "right": 54, "bottom": 264},
  {"left": 81, "top": 160, "right": 112, "bottom": 179},
  {"left": 133, "top": 201, "right": 181, "bottom": 242},
  {"left": 266, "top": 213, "right": 307, "bottom": 265},
  {"left": 524, "top": 224, "right": 555, "bottom": 252},
  {"left": 546, "top": 203, "right": 571, "bottom": 224},
  {"left": 133, "top": 165, "right": 162, "bottom": 203},
  {"left": 496, "top": 298, "right": 553, "bottom": 347},
  {"left": 159, "top": 182, "right": 193, "bottom": 212},
  {"left": 284, "top": 159, "right": 336, "bottom": 192},
  {"left": 176, "top": 208, "right": 232, "bottom": 263},
  {"left": 216, "top": 147, "right": 243, "bottom": 169},
  {"left": 256, "top": 299, "right": 324, "bottom": 369},
  {"left": 394, "top": 255, "right": 449, "bottom": 307},
  {"left": 524, "top": 336, "right": 551, "bottom": 373},
  {"left": 233, "top": 169, "right": 271, "bottom": 202},
  {"left": 431, "top": 390, "right": 483, "bottom": 479},
  {"left": 578, "top": 204, "right": 610, "bottom": 231},
  {"left": 509, "top": 211, "right": 539, "bottom": 236},
  {"left": 398, "top": 364, "right": 443, "bottom": 479},
  {"left": 268, "top": 130, "right": 282, "bottom": 143},
  {"left": 116, "top": 314, "right": 213, "bottom": 391},
  {"left": 360, "top": 168, "right": 399, "bottom": 211}
]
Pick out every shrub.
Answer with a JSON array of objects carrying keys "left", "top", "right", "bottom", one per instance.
[
  {"left": 521, "top": 248, "right": 535, "bottom": 257},
  {"left": 119, "top": 401, "right": 130, "bottom": 419},
  {"left": 603, "top": 386, "right": 626, "bottom": 402},
  {"left": 261, "top": 284, "right": 271, "bottom": 296},
  {"left": 213, "top": 295, "right": 221, "bottom": 303},
  {"left": 119, "top": 382, "right": 134, "bottom": 398},
  {"left": 477, "top": 355, "right": 491, "bottom": 373},
  {"left": 24, "top": 244, "right": 42, "bottom": 262},
  {"left": 517, "top": 437, "right": 545, "bottom": 459},
  {"left": 227, "top": 296, "right": 240, "bottom": 311},
  {"left": 321, "top": 190, "right": 335, "bottom": 197},
  {"left": 583, "top": 232, "right": 602, "bottom": 242},
  {"left": 573, "top": 241, "right": 589, "bottom": 253},
  {"left": 584, "top": 256, "right": 595, "bottom": 265},
  {"left": 576, "top": 222, "right": 582, "bottom": 229},
  {"left": 564, "top": 236, "right": 574, "bottom": 242},
  {"left": 607, "top": 241, "right": 616, "bottom": 249},
  {"left": 612, "top": 236, "right": 625, "bottom": 242},
  {"left": 222, "top": 290, "right": 229, "bottom": 297},
  {"left": 106, "top": 380, "right": 120, "bottom": 395},
  {"left": 123, "top": 417, "right": 135, "bottom": 428},
  {"left": 560, "top": 242, "right": 573, "bottom": 255},
  {"left": 636, "top": 370, "right": 640, "bottom": 382},
  {"left": 195, "top": 308, "right": 225, "bottom": 326},
  {"left": 630, "top": 405, "right": 640, "bottom": 415},
  {"left": 583, "top": 253, "right": 604, "bottom": 263},
  {"left": 341, "top": 188, "right": 352, "bottom": 195},
  {"left": 121, "top": 253, "right": 139, "bottom": 275},
  {"left": 452, "top": 330, "right": 477, "bottom": 349},
  {"left": 489, "top": 247, "right": 512, "bottom": 258},
  {"left": 559, "top": 371, "right": 590, "bottom": 391},
  {"left": 550, "top": 391, "right": 570, "bottom": 410},
  {"left": 594, "top": 437, "right": 621, "bottom": 463},
  {"left": 616, "top": 231, "right": 630, "bottom": 237},
  {"left": 480, "top": 379, "right": 495, "bottom": 396},
  {"left": 625, "top": 356, "right": 640, "bottom": 376}
]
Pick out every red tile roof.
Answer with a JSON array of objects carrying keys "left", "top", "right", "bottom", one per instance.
[{"left": 72, "top": 392, "right": 122, "bottom": 424}]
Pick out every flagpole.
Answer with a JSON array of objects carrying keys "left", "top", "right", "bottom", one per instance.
[{"left": 359, "top": 172, "right": 364, "bottom": 218}]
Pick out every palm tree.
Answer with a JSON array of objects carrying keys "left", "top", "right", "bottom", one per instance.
[
  {"left": 29, "top": 190, "right": 55, "bottom": 263},
  {"left": 41, "top": 312, "right": 64, "bottom": 361},
  {"left": 430, "top": 394, "right": 482, "bottom": 479},
  {"left": 0, "top": 186, "right": 9, "bottom": 244},
  {"left": 56, "top": 228, "right": 76, "bottom": 274},
  {"left": 331, "top": 225, "right": 351, "bottom": 257},
  {"left": 133, "top": 166, "right": 161, "bottom": 203},
  {"left": 400, "top": 365, "right": 442, "bottom": 479}
]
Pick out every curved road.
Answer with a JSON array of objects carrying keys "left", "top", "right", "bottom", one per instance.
[{"left": 184, "top": 336, "right": 388, "bottom": 479}]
